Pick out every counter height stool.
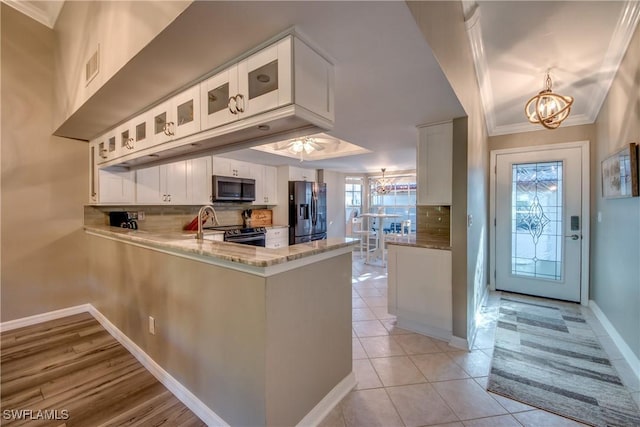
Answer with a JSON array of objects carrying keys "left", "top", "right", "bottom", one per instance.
[{"left": 352, "top": 217, "right": 376, "bottom": 262}]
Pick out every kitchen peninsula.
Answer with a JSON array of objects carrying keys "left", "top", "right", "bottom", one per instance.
[{"left": 85, "top": 224, "right": 357, "bottom": 426}]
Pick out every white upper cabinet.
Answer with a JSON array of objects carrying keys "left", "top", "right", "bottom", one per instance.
[
  {"left": 152, "top": 86, "right": 201, "bottom": 146},
  {"left": 293, "top": 37, "right": 334, "bottom": 122},
  {"left": 289, "top": 166, "right": 316, "bottom": 181},
  {"left": 262, "top": 166, "right": 277, "bottom": 205},
  {"left": 212, "top": 157, "right": 251, "bottom": 178},
  {"left": 417, "top": 122, "right": 453, "bottom": 206},
  {"left": 201, "top": 37, "right": 292, "bottom": 131}
]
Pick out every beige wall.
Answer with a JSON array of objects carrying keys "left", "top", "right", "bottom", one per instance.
[
  {"left": 408, "top": 1, "right": 490, "bottom": 342},
  {"left": 53, "top": 1, "right": 190, "bottom": 130},
  {"left": 1, "top": 5, "right": 90, "bottom": 321},
  {"left": 592, "top": 24, "right": 640, "bottom": 358},
  {"left": 89, "top": 234, "right": 352, "bottom": 426}
]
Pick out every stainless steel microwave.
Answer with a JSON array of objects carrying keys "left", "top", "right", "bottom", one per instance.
[{"left": 212, "top": 175, "right": 256, "bottom": 202}]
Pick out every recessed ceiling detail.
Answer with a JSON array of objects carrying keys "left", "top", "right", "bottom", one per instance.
[
  {"left": 466, "top": 1, "right": 640, "bottom": 136},
  {"left": 250, "top": 133, "right": 370, "bottom": 162}
]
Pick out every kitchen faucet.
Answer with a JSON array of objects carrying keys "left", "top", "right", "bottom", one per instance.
[{"left": 196, "top": 205, "right": 220, "bottom": 241}]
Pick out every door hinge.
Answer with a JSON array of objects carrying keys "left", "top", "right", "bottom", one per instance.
[
  {"left": 494, "top": 165, "right": 497, "bottom": 174},
  {"left": 494, "top": 218, "right": 496, "bottom": 226},
  {"left": 494, "top": 269, "right": 496, "bottom": 279}
]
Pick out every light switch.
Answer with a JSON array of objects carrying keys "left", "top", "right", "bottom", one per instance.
[
  {"left": 467, "top": 214, "right": 473, "bottom": 228},
  {"left": 597, "top": 212, "right": 602, "bottom": 223}
]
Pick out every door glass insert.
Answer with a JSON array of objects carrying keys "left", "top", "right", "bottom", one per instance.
[
  {"left": 511, "top": 161, "right": 563, "bottom": 280},
  {"left": 208, "top": 83, "right": 229, "bottom": 115},
  {"left": 136, "top": 122, "right": 146, "bottom": 142},
  {"left": 108, "top": 136, "right": 116, "bottom": 152},
  {"left": 248, "top": 60, "right": 278, "bottom": 99},
  {"left": 154, "top": 112, "right": 167, "bottom": 135},
  {"left": 177, "top": 100, "right": 194, "bottom": 126}
]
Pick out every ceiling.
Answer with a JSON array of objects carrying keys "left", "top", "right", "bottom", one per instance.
[
  {"left": 7, "top": 1, "right": 639, "bottom": 173},
  {"left": 466, "top": 1, "right": 640, "bottom": 136}
]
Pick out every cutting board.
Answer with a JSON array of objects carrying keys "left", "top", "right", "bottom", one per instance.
[{"left": 250, "top": 209, "right": 272, "bottom": 227}]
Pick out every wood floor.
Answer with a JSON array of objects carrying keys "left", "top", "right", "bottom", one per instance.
[{"left": 0, "top": 313, "right": 205, "bottom": 426}]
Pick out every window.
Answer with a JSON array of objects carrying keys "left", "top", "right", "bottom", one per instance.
[
  {"left": 369, "top": 173, "right": 416, "bottom": 233},
  {"left": 345, "top": 177, "right": 363, "bottom": 236}
]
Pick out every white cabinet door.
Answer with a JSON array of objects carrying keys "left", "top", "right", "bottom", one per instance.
[
  {"left": 99, "top": 168, "right": 135, "bottom": 203},
  {"left": 263, "top": 166, "right": 277, "bottom": 205},
  {"left": 212, "top": 157, "right": 250, "bottom": 178},
  {"left": 200, "top": 68, "right": 239, "bottom": 130},
  {"left": 187, "top": 156, "right": 212, "bottom": 204},
  {"left": 289, "top": 166, "right": 315, "bottom": 181},
  {"left": 164, "top": 161, "right": 189, "bottom": 204},
  {"left": 131, "top": 111, "right": 153, "bottom": 151},
  {"left": 388, "top": 245, "right": 452, "bottom": 340},
  {"left": 151, "top": 86, "right": 201, "bottom": 146},
  {"left": 251, "top": 163, "right": 265, "bottom": 206},
  {"left": 95, "top": 130, "right": 118, "bottom": 165},
  {"left": 417, "top": 122, "right": 452, "bottom": 205},
  {"left": 118, "top": 122, "right": 135, "bottom": 156},
  {"left": 151, "top": 99, "right": 174, "bottom": 146},
  {"left": 173, "top": 85, "right": 201, "bottom": 139},
  {"left": 89, "top": 141, "right": 99, "bottom": 203},
  {"left": 237, "top": 36, "right": 292, "bottom": 118},
  {"left": 136, "top": 166, "right": 164, "bottom": 203},
  {"left": 266, "top": 228, "right": 289, "bottom": 248}
]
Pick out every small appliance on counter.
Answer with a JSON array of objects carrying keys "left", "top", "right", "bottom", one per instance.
[{"left": 109, "top": 211, "right": 138, "bottom": 229}]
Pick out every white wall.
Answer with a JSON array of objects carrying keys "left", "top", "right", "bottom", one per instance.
[{"left": 324, "top": 170, "right": 346, "bottom": 238}]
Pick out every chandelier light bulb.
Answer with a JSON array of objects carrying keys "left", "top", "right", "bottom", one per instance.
[{"left": 525, "top": 73, "right": 573, "bottom": 130}]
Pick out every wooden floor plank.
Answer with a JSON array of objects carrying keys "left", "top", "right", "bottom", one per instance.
[{"left": 1, "top": 314, "right": 205, "bottom": 426}]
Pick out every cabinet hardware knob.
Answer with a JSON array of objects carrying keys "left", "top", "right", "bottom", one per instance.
[
  {"left": 235, "top": 94, "right": 245, "bottom": 113},
  {"left": 228, "top": 96, "right": 238, "bottom": 115}
]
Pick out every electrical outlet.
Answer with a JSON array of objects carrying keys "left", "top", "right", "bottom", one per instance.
[{"left": 148, "top": 316, "right": 155, "bottom": 335}]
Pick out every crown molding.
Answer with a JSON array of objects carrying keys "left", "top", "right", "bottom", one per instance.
[
  {"left": 584, "top": 0, "right": 640, "bottom": 122},
  {"left": 467, "top": 0, "right": 640, "bottom": 137},
  {"left": 490, "top": 113, "right": 594, "bottom": 137},
  {"left": 2, "top": 0, "right": 63, "bottom": 29}
]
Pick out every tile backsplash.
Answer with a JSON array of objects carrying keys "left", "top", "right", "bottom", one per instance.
[
  {"left": 416, "top": 205, "right": 450, "bottom": 242},
  {"left": 84, "top": 205, "right": 267, "bottom": 231}
]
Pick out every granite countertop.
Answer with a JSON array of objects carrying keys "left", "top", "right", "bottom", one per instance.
[
  {"left": 85, "top": 225, "right": 357, "bottom": 268},
  {"left": 385, "top": 233, "right": 451, "bottom": 251}
]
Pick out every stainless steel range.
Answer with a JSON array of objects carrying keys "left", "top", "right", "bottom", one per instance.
[{"left": 206, "top": 225, "right": 266, "bottom": 247}]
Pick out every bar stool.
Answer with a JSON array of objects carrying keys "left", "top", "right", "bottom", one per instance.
[{"left": 352, "top": 217, "right": 376, "bottom": 262}]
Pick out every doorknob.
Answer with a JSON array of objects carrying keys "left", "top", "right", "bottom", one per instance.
[{"left": 565, "top": 234, "right": 580, "bottom": 240}]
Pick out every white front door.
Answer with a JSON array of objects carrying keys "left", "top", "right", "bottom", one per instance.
[{"left": 495, "top": 147, "right": 584, "bottom": 302}]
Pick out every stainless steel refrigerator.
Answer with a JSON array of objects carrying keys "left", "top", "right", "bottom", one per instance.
[{"left": 288, "top": 181, "right": 327, "bottom": 245}]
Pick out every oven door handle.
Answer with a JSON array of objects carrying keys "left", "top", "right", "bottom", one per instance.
[{"left": 226, "top": 235, "right": 265, "bottom": 243}]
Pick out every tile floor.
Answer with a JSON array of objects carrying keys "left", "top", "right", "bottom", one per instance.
[{"left": 318, "top": 253, "right": 640, "bottom": 427}]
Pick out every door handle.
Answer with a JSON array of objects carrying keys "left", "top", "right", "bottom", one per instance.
[{"left": 565, "top": 234, "right": 580, "bottom": 240}]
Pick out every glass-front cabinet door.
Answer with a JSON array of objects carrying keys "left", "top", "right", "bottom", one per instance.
[
  {"left": 200, "top": 68, "right": 239, "bottom": 131},
  {"left": 172, "top": 85, "right": 200, "bottom": 139},
  {"left": 237, "top": 36, "right": 292, "bottom": 118},
  {"left": 151, "top": 99, "right": 173, "bottom": 146}
]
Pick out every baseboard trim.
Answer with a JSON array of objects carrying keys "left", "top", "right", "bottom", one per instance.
[
  {"left": 588, "top": 300, "right": 640, "bottom": 380},
  {"left": 0, "top": 304, "right": 92, "bottom": 332},
  {"left": 0, "top": 304, "right": 228, "bottom": 426},
  {"left": 449, "top": 335, "right": 470, "bottom": 350},
  {"left": 397, "top": 316, "right": 452, "bottom": 343},
  {"left": 296, "top": 371, "right": 356, "bottom": 427},
  {"left": 86, "top": 306, "right": 229, "bottom": 426},
  {"left": 1, "top": 305, "right": 355, "bottom": 426}
]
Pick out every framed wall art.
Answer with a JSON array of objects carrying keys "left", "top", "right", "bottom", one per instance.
[{"left": 601, "top": 142, "right": 639, "bottom": 199}]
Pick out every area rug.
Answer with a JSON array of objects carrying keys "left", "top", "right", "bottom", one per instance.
[{"left": 487, "top": 294, "right": 640, "bottom": 427}]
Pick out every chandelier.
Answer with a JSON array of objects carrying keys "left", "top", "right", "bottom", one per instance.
[
  {"left": 525, "top": 72, "right": 574, "bottom": 130},
  {"left": 375, "top": 168, "right": 392, "bottom": 194}
]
